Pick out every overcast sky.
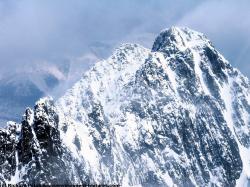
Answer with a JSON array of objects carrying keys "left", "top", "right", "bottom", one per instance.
[{"left": 0, "top": 0, "right": 250, "bottom": 78}]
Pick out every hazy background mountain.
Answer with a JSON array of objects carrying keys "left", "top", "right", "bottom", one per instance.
[{"left": 0, "top": 0, "right": 250, "bottom": 123}]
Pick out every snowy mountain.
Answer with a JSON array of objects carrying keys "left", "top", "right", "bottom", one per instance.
[{"left": 0, "top": 27, "right": 250, "bottom": 186}]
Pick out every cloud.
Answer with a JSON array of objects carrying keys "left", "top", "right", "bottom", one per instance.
[
  {"left": 0, "top": 0, "right": 201, "bottom": 70},
  {"left": 0, "top": 0, "right": 249, "bottom": 79}
]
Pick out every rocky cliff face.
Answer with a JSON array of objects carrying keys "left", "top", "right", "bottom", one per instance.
[
  {"left": 0, "top": 99, "right": 87, "bottom": 185},
  {"left": 0, "top": 27, "right": 250, "bottom": 187}
]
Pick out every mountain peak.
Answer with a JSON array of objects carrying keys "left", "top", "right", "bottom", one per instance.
[
  {"left": 111, "top": 43, "right": 146, "bottom": 61},
  {"left": 152, "top": 26, "right": 210, "bottom": 53}
]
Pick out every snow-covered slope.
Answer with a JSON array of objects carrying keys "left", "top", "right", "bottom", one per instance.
[{"left": 0, "top": 27, "right": 250, "bottom": 186}]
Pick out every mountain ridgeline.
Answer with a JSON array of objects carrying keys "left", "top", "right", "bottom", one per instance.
[{"left": 0, "top": 27, "right": 250, "bottom": 187}]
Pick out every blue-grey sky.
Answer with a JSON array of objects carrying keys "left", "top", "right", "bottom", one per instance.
[{"left": 0, "top": 0, "right": 250, "bottom": 78}]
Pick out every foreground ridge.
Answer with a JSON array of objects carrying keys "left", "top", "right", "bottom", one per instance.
[{"left": 0, "top": 27, "right": 250, "bottom": 187}]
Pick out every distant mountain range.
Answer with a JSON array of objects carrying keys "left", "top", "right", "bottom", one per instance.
[{"left": 0, "top": 43, "right": 107, "bottom": 125}]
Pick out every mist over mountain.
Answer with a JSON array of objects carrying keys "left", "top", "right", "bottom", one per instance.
[
  {"left": 1, "top": 0, "right": 250, "bottom": 124},
  {"left": 0, "top": 51, "right": 101, "bottom": 124}
]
